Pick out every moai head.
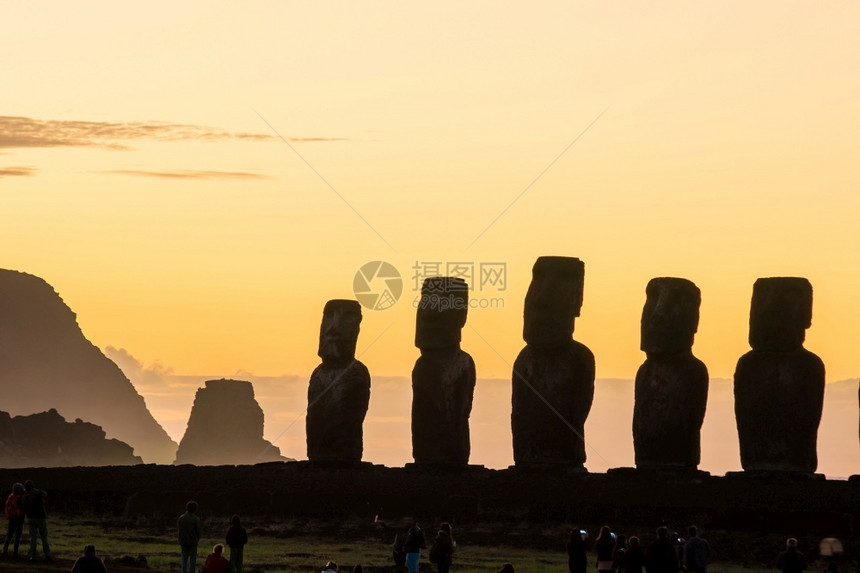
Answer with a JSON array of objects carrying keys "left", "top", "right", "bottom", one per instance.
[
  {"left": 415, "top": 277, "right": 468, "bottom": 350},
  {"left": 749, "top": 277, "right": 813, "bottom": 352},
  {"left": 523, "top": 256, "right": 584, "bottom": 348},
  {"left": 640, "top": 277, "right": 701, "bottom": 355},
  {"left": 318, "top": 299, "right": 362, "bottom": 365}
]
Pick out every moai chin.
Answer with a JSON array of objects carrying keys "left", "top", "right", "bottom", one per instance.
[
  {"left": 512, "top": 256, "right": 595, "bottom": 469},
  {"left": 411, "top": 277, "right": 476, "bottom": 465},
  {"left": 734, "top": 277, "right": 824, "bottom": 473},
  {"left": 306, "top": 299, "right": 371, "bottom": 462},
  {"left": 633, "top": 277, "right": 709, "bottom": 470}
]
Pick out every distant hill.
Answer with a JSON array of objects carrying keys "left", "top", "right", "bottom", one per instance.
[
  {"left": 0, "top": 269, "right": 177, "bottom": 463},
  {"left": 0, "top": 409, "right": 142, "bottom": 467}
]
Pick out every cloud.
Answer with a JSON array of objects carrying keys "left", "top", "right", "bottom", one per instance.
[
  {"left": 104, "top": 346, "right": 177, "bottom": 390},
  {"left": 103, "top": 169, "right": 272, "bottom": 180},
  {"left": 0, "top": 115, "right": 347, "bottom": 150},
  {"left": 0, "top": 115, "right": 271, "bottom": 150},
  {"left": 0, "top": 166, "right": 37, "bottom": 177}
]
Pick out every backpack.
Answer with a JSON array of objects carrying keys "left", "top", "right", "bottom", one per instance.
[
  {"left": 429, "top": 540, "right": 444, "bottom": 564},
  {"left": 4, "top": 493, "right": 23, "bottom": 519}
]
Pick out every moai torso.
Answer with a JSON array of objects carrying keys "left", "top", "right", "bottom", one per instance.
[
  {"left": 734, "top": 277, "right": 824, "bottom": 473},
  {"left": 632, "top": 277, "right": 708, "bottom": 469},
  {"left": 411, "top": 277, "right": 476, "bottom": 465},
  {"left": 511, "top": 257, "right": 595, "bottom": 468},
  {"left": 306, "top": 300, "right": 371, "bottom": 462}
]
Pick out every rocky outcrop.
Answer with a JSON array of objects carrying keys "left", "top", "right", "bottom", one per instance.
[
  {"left": 0, "top": 269, "right": 177, "bottom": 464},
  {"left": 174, "top": 379, "right": 286, "bottom": 465},
  {"left": 0, "top": 409, "right": 142, "bottom": 467}
]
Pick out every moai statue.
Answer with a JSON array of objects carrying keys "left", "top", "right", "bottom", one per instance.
[
  {"left": 512, "top": 256, "right": 595, "bottom": 469},
  {"left": 633, "top": 278, "right": 709, "bottom": 470},
  {"left": 306, "top": 299, "right": 371, "bottom": 462},
  {"left": 734, "top": 278, "right": 825, "bottom": 473},
  {"left": 412, "top": 277, "right": 476, "bottom": 465}
]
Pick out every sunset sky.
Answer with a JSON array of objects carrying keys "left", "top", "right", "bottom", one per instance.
[{"left": 3, "top": 1, "right": 860, "bottom": 454}]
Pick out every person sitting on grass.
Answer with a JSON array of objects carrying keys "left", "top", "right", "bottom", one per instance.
[
  {"left": 72, "top": 544, "right": 107, "bottom": 573},
  {"left": 202, "top": 543, "right": 230, "bottom": 573},
  {"left": 322, "top": 560, "right": 338, "bottom": 572},
  {"left": 777, "top": 538, "right": 807, "bottom": 573}
]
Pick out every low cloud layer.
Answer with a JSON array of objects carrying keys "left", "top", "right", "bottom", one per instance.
[
  {"left": 0, "top": 115, "right": 271, "bottom": 150},
  {"left": 0, "top": 115, "right": 346, "bottom": 150},
  {"left": 104, "top": 169, "right": 272, "bottom": 180},
  {"left": 0, "top": 166, "right": 36, "bottom": 177}
]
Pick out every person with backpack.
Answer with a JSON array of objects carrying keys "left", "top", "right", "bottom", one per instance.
[
  {"left": 22, "top": 480, "right": 52, "bottom": 562},
  {"left": 402, "top": 519, "right": 426, "bottom": 573},
  {"left": 429, "top": 522, "right": 455, "bottom": 573},
  {"left": 3, "top": 482, "right": 25, "bottom": 557}
]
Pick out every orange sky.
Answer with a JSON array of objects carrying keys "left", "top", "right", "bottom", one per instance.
[{"left": 3, "top": 2, "right": 860, "bottom": 388}]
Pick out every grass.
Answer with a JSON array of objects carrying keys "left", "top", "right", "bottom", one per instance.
[{"left": 6, "top": 515, "right": 806, "bottom": 572}]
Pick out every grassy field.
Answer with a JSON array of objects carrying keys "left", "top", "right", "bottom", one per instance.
[{"left": 1, "top": 515, "right": 814, "bottom": 572}]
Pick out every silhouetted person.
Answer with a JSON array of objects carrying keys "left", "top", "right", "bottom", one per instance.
[
  {"left": 645, "top": 527, "right": 679, "bottom": 573},
  {"left": 613, "top": 534, "right": 628, "bottom": 572},
  {"left": 3, "top": 482, "right": 25, "bottom": 557},
  {"left": 412, "top": 277, "right": 476, "bottom": 465},
  {"left": 567, "top": 528, "right": 587, "bottom": 573},
  {"left": 735, "top": 278, "right": 824, "bottom": 472},
  {"left": 225, "top": 514, "right": 248, "bottom": 573},
  {"left": 352, "top": 566, "right": 364, "bottom": 573},
  {"left": 203, "top": 544, "right": 230, "bottom": 573},
  {"left": 512, "top": 256, "right": 595, "bottom": 468},
  {"left": 22, "top": 479, "right": 51, "bottom": 562},
  {"left": 498, "top": 564, "right": 515, "bottom": 573},
  {"left": 633, "top": 278, "right": 708, "bottom": 469},
  {"left": 683, "top": 526, "right": 710, "bottom": 573},
  {"left": 430, "top": 522, "right": 455, "bottom": 573},
  {"left": 624, "top": 536, "right": 645, "bottom": 573},
  {"left": 307, "top": 300, "right": 371, "bottom": 462},
  {"left": 322, "top": 560, "right": 339, "bottom": 573},
  {"left": 777, "top": 538, "right": 807, "bottom": 573},
  {"left": 403, "top": 518, "right": 426, "bottom": 573},
  {"left": 178, "top": 500, "right": 202, "bottom": 573},
  {"left": 72, "top": 544, "right": 108, "bottom": 573},
  {"left": 595, "top": 525, "right": 615, "bottom": 572}
]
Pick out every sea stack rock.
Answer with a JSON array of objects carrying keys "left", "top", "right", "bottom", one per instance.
[
  {"left": 306, "top": 299, "right": 371, "bottom": 463},
  {"left": 412, "top": 277, "right": 476, "bottom": 466},
  {"left": 734, "top": 277, "right": 825, "bottom": 473},
  {"left": 0, "top": 409, "right": 142, "bottom": 467},
  {"left": 0, "top": 269, "right": 177, "bottom": 464},
  {"left": 174, "top": 379, "right": 285, "bottom": 465},
  {"left": 512, "top": 256, "right": 595, "bottom": 469},
  {"left": 633, "top": 277, "right": 708, "bottom": 470}
]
